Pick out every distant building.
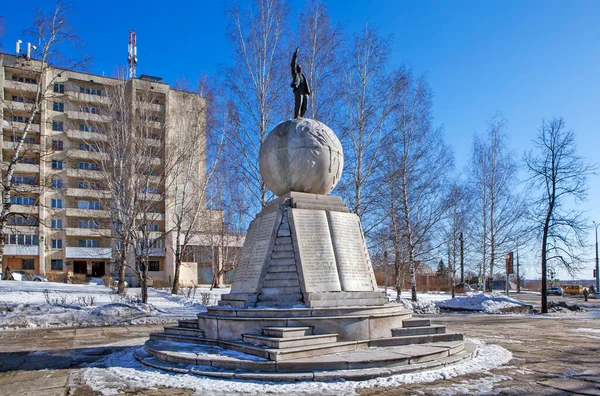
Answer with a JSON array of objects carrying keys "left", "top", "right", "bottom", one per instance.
[{"left": 0, "top": 53, "right": 242, "bottom": 286}]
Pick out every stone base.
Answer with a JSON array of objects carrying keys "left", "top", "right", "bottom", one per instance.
[{"left": 198, "top": 303, "right": 411, "bottom": 342}]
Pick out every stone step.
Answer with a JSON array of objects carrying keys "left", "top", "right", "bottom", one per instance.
[
  {"left": 264, "top": 271, "right": 299, "bottom": 280},
  {"left": 261, "top": 286, "right": 301, "bottom": 295},
  {"left": 262, "top": 326, "right": 313, "bottom": 338},
  {"left": 263, "top": 278, "right": 300, "bottom": 288},
  {"left": 220, "top": 340, "right": 366, "bottom": 361},
  {"left": 403, "top": 318, "right": 431, "bottom": 328},
  {"left": 271, "top": 250, "right": 295, "bottom": 259},
  {"left": 391, "top": 325, "right": 446, "bottom": 337},
  {"left": 149, "top": 333, "right": 213, "bottom": 345},
  {"left": 242, "top": 333, "right": 338, "bottom": 349},
  {"left": 256, "top": 301, "right": 306, "bottom": 308},
  {"left": 267, "top": 264, "right": 297, "bottom": 272},
  {"left": 178, "top": 319, "right": 199, "bottom": 329},
  {"left": 369, "top": 332, "right": 464, "bottom": 347},
  {"left": 273, "top": 244, "right": 294, "bottom": 252},
  {"left": 164, "top": 326, "right": 206, "bottom": 338},
  {"left": 275, "top": 237, "right": 292, "bottom": 245},
  {"left": 257, "top": 293, "right": 304, "bottom": 302}
]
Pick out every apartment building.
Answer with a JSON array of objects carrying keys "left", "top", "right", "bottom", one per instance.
[{"left": 0, "top": 52, "right": 242, "bottom": 287}]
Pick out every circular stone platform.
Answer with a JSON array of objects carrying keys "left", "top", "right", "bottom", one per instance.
[{"left": 136, "top": 338, "right": 476, "bottom": 382}]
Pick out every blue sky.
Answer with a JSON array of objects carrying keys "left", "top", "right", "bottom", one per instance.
[{"left": 1, "top": 0, "right": 599, "bottom": 280}]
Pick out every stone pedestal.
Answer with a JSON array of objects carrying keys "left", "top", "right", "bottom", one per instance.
[{"left": 220, "top": 191, "right": 384, "bottom": 309}]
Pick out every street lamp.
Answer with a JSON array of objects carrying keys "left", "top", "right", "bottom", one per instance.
[{"left": 594, "top": 221, "right": 600, "bottom": 297}]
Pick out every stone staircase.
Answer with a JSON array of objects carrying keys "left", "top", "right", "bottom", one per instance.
[
  {"left": 370, "top": 318, "right": 464, "bottom": 347},
  {"left": 225, "top": 326, "right": 367, "bottom": 361},
  {"left": 149, "top": 319, "right": 207, "bottom": 344},
  {"left": 257, "top": 213, "right": 304, "bottom": 308}
]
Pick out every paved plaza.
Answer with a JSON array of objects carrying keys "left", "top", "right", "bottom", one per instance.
[{"left": 1, "top": 296, "right": 599, "bottom": 395}]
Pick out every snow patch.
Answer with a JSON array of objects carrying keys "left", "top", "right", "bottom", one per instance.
[{"left": 436, "top": 292, "right": 531, "bottom": 313}]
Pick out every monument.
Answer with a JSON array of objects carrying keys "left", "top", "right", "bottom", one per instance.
[{"left": 139, "top": 48, "right": 472, "bottom": 380}]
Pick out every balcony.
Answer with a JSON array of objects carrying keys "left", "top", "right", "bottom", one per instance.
[
  {"left": 3, "top": 121, "right": 40, "bottom": 133},
  {"left": 66, "top": 188, "right": 110, "bottom": 199},
  {"left": 67, "top": 129, "right": 107, "bottom": 142},
  {"left": 4, "top": 245, "right": 39, "bottom": 255},
  {"left": 66, "top": 91, "right": 110, "bottom": 105},
  {"left": 65, "top": 227, "right": 111, "bottom": 237},
  {"left": 3, "top": 79, "right": 38, "bottom": 93},
  {"left": 66, "top": 110, "right": 111, "bottom": 124},
  {"left": 3, "top": 141, "right": 41, "bottom": 152},
  {"left": 142, "top": 192, "right": 163, "bottom": 202},
  {"left": 14, "top": 163, "right": 40, "bottom": 173},
  {"left": 65, "top": 208, "right": 110, "bottom": 218},
  {"left": 67, "top": 168, "right": 103, "bottom": 180},
  {"left": 65, "top": 247, "right": 112, "bottom": 259},
  {"left": 4, "top": 101, "right": 35, "bottom": 112},
  {"left": 9, "top": 205, "right": 39, "bottom": 215},
  {"left": 148, "top": 247, "right": 165, "bottom": 257},
  {"left": 69, "top": 149, "right": 105, "bottom": 160},
  {"left": 137, "top": 212, "right": 165, "bottom": 222}
]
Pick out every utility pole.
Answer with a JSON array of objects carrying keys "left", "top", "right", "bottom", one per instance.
[
  {"left": 459, "top": 232, "right": 464, "bottom": 283},
  {"left": 516, "top": 242, "right": 521, "bottom": 293},
  {"left": 594, "top": 221, "right": 599, "bottom": 298}
]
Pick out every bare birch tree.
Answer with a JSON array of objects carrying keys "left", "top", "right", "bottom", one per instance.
[
  {"left": 525, "top": 118, "right": 595, "bottom": 313},
  {"left": 470, "top": 116, "right": 523, "bottom": 291},
  {"left": 383, "top": 74, "right": 453, "bottom": 302},
  {"left": 223, "top": 0, "right": 289, "bottom": 209},
  {"left": 0, "top": 1, "right": 88, "bottom": 271},
  {"left": 338, "top": 25, "right": 403, "bottom": 236}
]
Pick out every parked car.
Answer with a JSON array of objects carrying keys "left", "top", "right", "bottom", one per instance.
[
  {"left": 547, "top": 286, "right": 563, "bottom": 296},
  {"left": 1, "top": 270, "right": 47, "bottom": 282}
]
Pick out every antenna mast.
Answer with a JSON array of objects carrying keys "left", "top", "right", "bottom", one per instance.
[{"left": 128, "top": 30, "right": 137, "bottom": 80}]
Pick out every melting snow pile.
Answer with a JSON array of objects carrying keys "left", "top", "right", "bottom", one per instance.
[
  {"left": 397, "top": 297, "right": 440, "bottom": 314},
  {"left": 0, "top": 281, "right": 229, "bottom": 329},
  {"left": 436, "top": 292, "right": 532, "bottom": 313}
]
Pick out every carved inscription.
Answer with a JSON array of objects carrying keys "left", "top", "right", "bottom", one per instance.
[
  {"left": 329, "top": 211, "right": 377, "bottom": 291},
  {"left": 231, "top": 211, "right": 278, "bottom": 293},
  {"left": 291, "top": 209, "right": 341, "bottom": 292}
]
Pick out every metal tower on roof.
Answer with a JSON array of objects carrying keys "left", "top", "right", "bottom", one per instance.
[{"left": 128, "top": 30, "right": 137, "bottom": 80}]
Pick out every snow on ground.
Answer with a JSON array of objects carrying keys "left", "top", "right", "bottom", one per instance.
[
  {"left": 435, "top": 292, "right": 531, "bottom": 313},
  {"left": 0, "top": 281, "right": 229, "bottom": 329},
  {"left": 82, "top": 339, "right": 512, "bottom": 395}
]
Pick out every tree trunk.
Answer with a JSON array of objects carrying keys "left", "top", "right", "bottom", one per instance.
[{"left": 117, "top": 246, "right": 128, "bottom": 294}]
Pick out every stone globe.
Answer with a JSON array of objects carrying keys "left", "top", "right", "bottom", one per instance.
[{"left": 259, "top": 118, "right": 344, "bottom": 196}]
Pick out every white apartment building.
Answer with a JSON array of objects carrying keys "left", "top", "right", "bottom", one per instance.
[{"left": 0, "top": 52, "right": 242, "bottom": 286}]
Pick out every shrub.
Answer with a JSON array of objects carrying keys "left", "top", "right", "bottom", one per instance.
[
  {"left": 152, "top": 279, "right": 170, "bottom": 289},
  {"left": 45, "top": 272, "right": 66, "bottom": 283},
  {"left": 71, "top": 274, "right": 87, "bottom": 284}
]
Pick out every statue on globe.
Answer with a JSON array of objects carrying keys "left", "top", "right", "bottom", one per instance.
[{"left": 290, "top": 46, "right": 311, "bottom": 118}]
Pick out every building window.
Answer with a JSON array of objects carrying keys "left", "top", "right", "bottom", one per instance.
[
  {"left": 148, "top": 261, "right": 160, "bottom": 271},
  {"left": 12, "top": 75, "right": 37, "bottom": 84},
  {"left": 52, "top": 121, "right": 64, "bottom": 131},
  {"left": 51, "top": 179, "right": 63, "bottom": 189},
  {"left": 78, "top": 219, "right": 99, "bottom": 229},
  {"left": 141, "top": 187, "right": 159, "bottom": 194},
  {"left": 10, "top": 196, "right": 36, "bottom": 206},
  {"left": 53, "top": 84, "right": 65, "bottom": 93},
  {"left": 78, "top": 162, "right": 100, "bottom": 171},
  {"left": 7, "top": 234, "right": 39, "bottom": 245},
  {"left": 51, "top": 219, "right": 63, "bottom": 229},
  {"left": 52, "top": 140, "right": 64, "bottom": 151},
  {"left": 81, "top": 106, "right": 100, "bottom": 114},
  {"left": 51, "top": 239, "right": 62, "bottom": 249},
  {"left": 51, "top": 160, "right": 63, "bottom": 169},
  {"left": 22, "top": 259, "right": 35, "bottom": 270},
  {"left": 8, "top": 216, "right": 37, "bottom": 226},
  {"left": 51, "top": 199, "right": 63, "bottom": 209},
  {"left": 79, "top": 143, "right": 99, "bottom": 152},
  {"left": 77, "top": 200, "right": 101, "bottom": 210},
  {"left": 22, "top": 157, "right": 36, "bottom": 164},
  {"left": 13, "top": 176, "right": 37, "bottom": 185},
  {"left": 52, "top": 102, "right": 64, "bottom": 112},
  {"left": 51, "top": 259, "right": 63, "bottom": 271},
  {"left": 78, "top": 239, "right": 99, "bottom": 248},
  {"left": 12, "top": 116, "right": 28, "bottom": 123},
  {"left": 143, "top": 223, "right": 159, "bottom": 232},
  {"left": 78, "top": 181, "right": 101, "bottom": 190},
  {"left": 80, "top": 87, "right": 102, "bottom": 96},
  {"left": 79, "top": 124, "right": 100, "bottom": 133}
]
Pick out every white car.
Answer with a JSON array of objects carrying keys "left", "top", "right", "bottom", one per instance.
[{"left": 1, "top": 270, "right": 47, "bottom": 282}]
